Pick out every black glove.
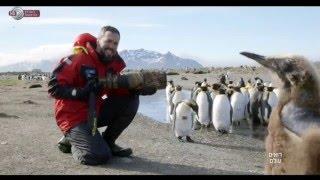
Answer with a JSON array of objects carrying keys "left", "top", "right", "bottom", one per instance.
[
  {"left": 137, "top": 86, "right": 157, "bottom": 96},
  {"left": 76, "top": 79, "right": 103, "bottom": 99}
]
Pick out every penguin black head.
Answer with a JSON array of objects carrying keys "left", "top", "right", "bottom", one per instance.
[
  {"left": 212, "top": 83, "right": 221, "bottom": 91},
  {"left": 219, "top": 88, "right": 226, "bottom": 95},
  {"left": 184, "top": 99, "right": 198, "bottom": 115},
  {"left": 226, "top": 89, "right": 234, "bottom": 98},
  {"left": 254, "top": 77, "right": 263, "bottom": 83},
  {"left": 195, "top": 81, "right": 201, "bottom": 87},
  {"left": 232, "top": 86, "right": 241, "bottom": 92},
  {"left": 168, "top": 80, "right": 174, "bottom": 85},
  {"left": 240, "top": 51, "right": 318, "bottom": 90},
  {"left": 228, "top": 80, "right": 233, "bottom": 85},
  {"left": 227, "top": 84, "right": 234, "bottom": 89},
  {"left": 267, "top": 87, "right": 275, "bottom": 92},
  {"left": 239, "top": 78, "right": 245, "bottom": 87},
  {"left": 200, "top": 86, "right": 208, "bottom": 91},
  {"left": 204, "top": 78, "right": 207, "bottom": 82},
  {"left": 175, "top": 85, "right": 182, "bottom": 91},
  {"left": 257, "top": 84, "right": 265, "bottom": 92},
  {"left": 220, "top": 74, "right": 227, "bottom": 85}
]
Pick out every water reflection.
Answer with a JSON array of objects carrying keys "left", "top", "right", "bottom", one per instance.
[{"left": 138, "top": 89, "right": 191, "bottom": 123}]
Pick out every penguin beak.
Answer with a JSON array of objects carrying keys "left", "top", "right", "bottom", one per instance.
[
  {"left": 240, "top": 51, "right": 268, "bottom": 66},
  {"left": 240, "top": 51, "right": 266, "bottom": 64},
  {"left": 240, "top": 51, "right": 292, "bottom": 86}
]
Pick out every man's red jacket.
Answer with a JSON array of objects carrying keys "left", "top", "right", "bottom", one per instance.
[{"left": 49, "top": 33, "right": 130, "bottom": 134}]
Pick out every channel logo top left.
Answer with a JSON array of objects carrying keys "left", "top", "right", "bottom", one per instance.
[{"left": 9, "top": 7, "right": 40, "bottom": 20}]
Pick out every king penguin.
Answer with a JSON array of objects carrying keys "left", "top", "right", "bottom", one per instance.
[
  {"left": 191, "top": 81, "right": 202, "bottom": 101},
  {"left": 169, "top": 85, "right": 183, "bottom": 122},
  {"left": 210, "top": 83, "right": 221, "bottom": 101},
  {"left": 239, "top": 79, "right": 250, "bottom": 121},
  {"left": 247, "top": 82, "right": 265, "bottom": 128},
  {"left": 201, "top": 78, "right": 209, "bottom": 87},
  {"left": 230, "top": 86, "right": 246, "bottom": 126},
  {"left": 166, "top": 80, "right": 175, "bottom": 104},
  {"left": 166, "top": 80, "right": 175, "bottom": 122},
  {"left": 196, "top": 85, "right": 212, "bottom": 127},
  {"left": 260, "top": 85, "right": 278, "bottom": 124},
  {"left": 241, "top": 51, "right": 320, "bottom": 174},
  {"left": 212, "top": 88, "right": 231, "bottom": 134},
  {"left": 172, "top": 99, "right": 198, "bottom": 142}
]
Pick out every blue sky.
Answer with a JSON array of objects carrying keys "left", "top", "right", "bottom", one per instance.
[{"left": 1, "top": 6, "right": 320, "bottom": 67}]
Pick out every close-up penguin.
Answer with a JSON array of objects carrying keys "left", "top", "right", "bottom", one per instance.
[
  {"left": 172, "top": 99, "right": 199, "bottom": 143},
  {"left": 241, "top": 51, "right": 320, "bottom": 175}
]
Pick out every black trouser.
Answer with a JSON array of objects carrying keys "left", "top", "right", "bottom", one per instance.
[{"left": 65, "top": 94, "right": 139, "bottom": 165}]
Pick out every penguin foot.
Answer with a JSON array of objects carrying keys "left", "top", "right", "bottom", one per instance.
[
  {"left": 177, "top": 136, "right": 185, "bottom": 142},
  {"left": 186, "top": 136, "right": 194, "bottom": 143},
  {"left": 218, "top": 129, "right": 228, "bottom": 134}
]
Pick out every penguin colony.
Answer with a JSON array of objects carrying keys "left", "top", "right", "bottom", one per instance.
[
  {"left": 166, "top": 73, "right": 279, "bottom": 142},
  {"left": 165, "top": 51, "right": 320, "bottom": 174}
]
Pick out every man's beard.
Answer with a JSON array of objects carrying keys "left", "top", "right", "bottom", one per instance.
[
  {"left": 100, "top": 53, "right": 113, "bottom": 63},
  {"left": 98, "top": 47, "right": 115, "bottom": 64}
]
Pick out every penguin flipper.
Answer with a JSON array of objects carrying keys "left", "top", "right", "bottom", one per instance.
[
  {"left": 172, "top": 101, "right": 182, "bottom": 132},
  {"left": 206, "top": 91, "right": 213, "bottom": 122},
  {"left": 172, "top": 107, "right": 177, "bottom": 132},
  {"left": 230, "top": 104, "right": 233, "bottom": 125}
]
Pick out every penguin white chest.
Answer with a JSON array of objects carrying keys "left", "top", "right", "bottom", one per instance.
[
  {"left": 174, "top": 103, "right": 193, "bottom": 137},
  {"left": 172, "top": 91, "right": 183, "bottom": 105},
  {"left": 231, "top": 92, "right": 246, "bottom": 122},
  {"left": 166, "top": 85, "right": 174, "bottom": 103},
  {"left": 240, "top": 88, "right": 250, "bottom": 103},
  {"left": 196, "top": 91, "right": 210, "bottom": 126},
  {"left": 212, "top": 95, "right": 231, "bottom": 131},
  {"left": 248, "top": 88, "right": 255, "bottom": 99}
]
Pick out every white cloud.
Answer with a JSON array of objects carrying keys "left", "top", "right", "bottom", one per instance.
[{"left": 0, "top": 43, "right": 73, "bottom": 67}]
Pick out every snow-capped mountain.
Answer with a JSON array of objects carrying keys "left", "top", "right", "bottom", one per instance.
[
  {"left": 0, "top": 49, "right": 203, "bottom": 72},
  {"left": 119, "top": 49, "right": 203, "bottom": 70}
]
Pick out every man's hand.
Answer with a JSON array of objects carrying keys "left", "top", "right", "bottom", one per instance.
[{"left": 76, "top": 80, "right": 102, "bottom": 99}]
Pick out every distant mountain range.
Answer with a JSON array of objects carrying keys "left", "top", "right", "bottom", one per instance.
[{"left": 0, "top": 49, "right": 203, "bottom": 72}]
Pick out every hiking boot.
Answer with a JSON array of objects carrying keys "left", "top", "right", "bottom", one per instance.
[
  {"left": 58, "top": 136, "right": 71, "bottom": 153},
  {"left": 108, "top": 143, "right": 132, "bottom": 157}
]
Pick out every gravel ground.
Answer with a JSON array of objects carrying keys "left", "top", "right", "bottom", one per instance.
[{"left": 0, "top": 71, "right": 268, "bottom": 175}]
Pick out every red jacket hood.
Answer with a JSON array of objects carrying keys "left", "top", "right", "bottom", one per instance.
[{"left": 74, "top": 33, "right": 97, "bottom": 47}]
